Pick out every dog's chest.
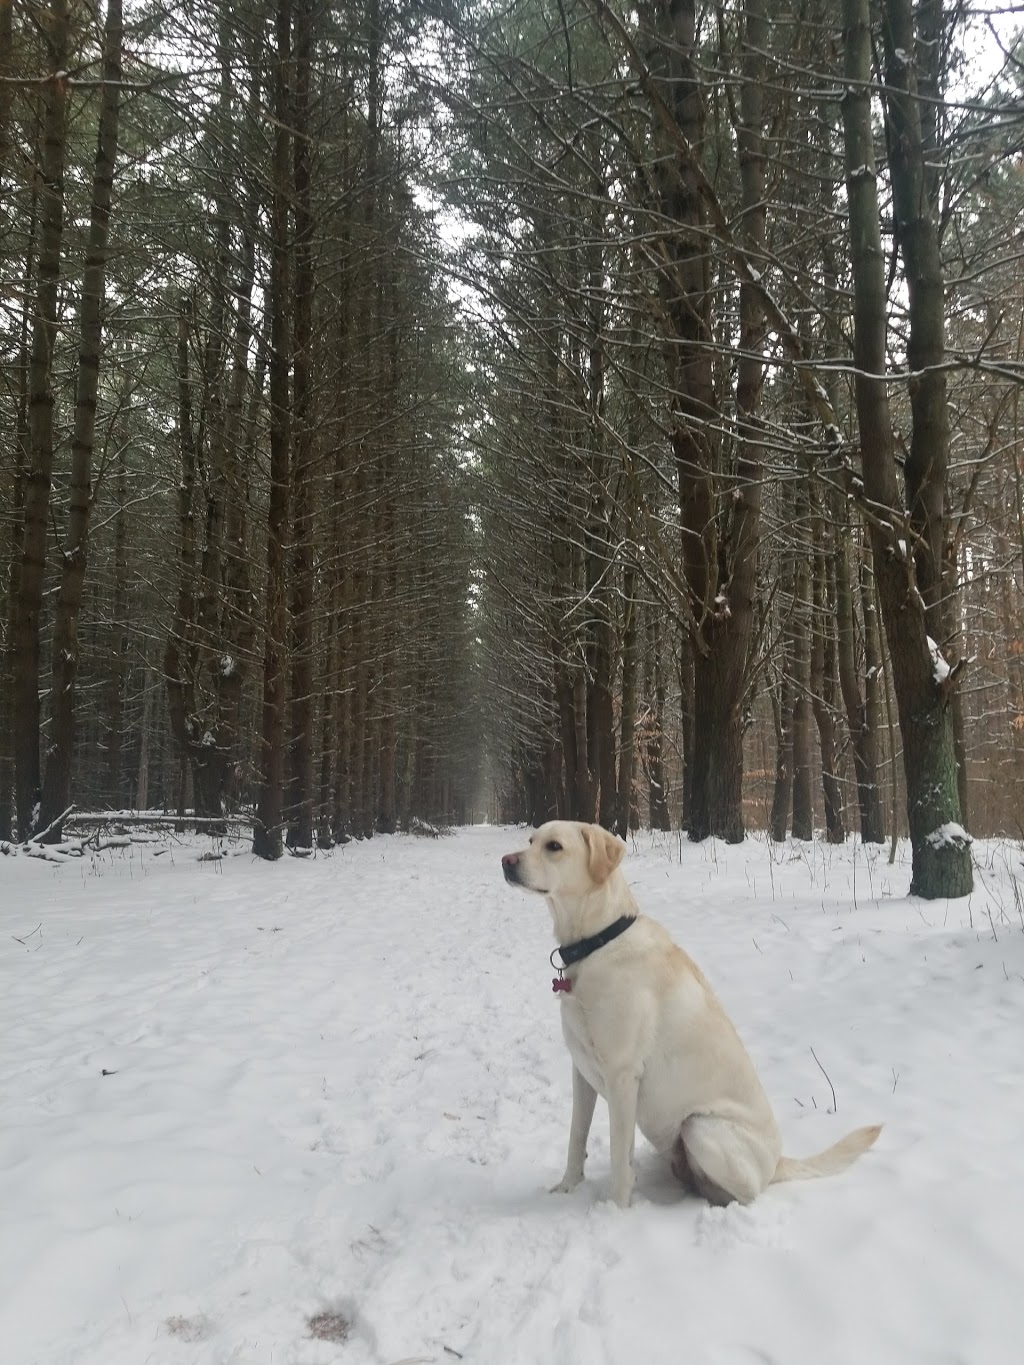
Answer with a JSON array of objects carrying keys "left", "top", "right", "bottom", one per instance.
[{"left": 559, "top": 995, "right": 615, "bottom": 1096}]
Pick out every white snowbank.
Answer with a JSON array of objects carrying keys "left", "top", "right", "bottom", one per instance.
[{"left": 2, "top": 829, "right": 1023, "bottom": 1364}]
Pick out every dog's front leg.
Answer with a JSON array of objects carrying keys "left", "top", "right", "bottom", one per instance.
[
  {"left": 605, "top": 1068, "right": 640, "bottom": 1208},
  {"left": 550, "top": 1065, "right": 598, "bottom": 1193}
]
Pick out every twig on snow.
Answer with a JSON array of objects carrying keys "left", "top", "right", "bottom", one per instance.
[{"left": 810, "top": 1046, "right": 837, "bottom": 1113}]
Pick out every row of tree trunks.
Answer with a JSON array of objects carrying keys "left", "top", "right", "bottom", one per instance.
[
  {"left": 38, "top": 0, "right": 124, "bottom": 837},
  {"left": 0, "top": 200, "right": 31, "bottom": 840},
  {"left": 5, "top": 0, "right": 125, "bottom": 841},
  {"left": 252, "top": 0, "right": 293, "bottom": 859},
  {"left": 11, "top": 0, "right": 69, "bottom": 838},
  {"left": 642, "top": 0, "right": 767, "bottom": 844},
  {"left": 286, "top": 0, "right": 316, "bottom": 851}
]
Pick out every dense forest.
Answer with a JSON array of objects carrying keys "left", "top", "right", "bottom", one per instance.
[{"left": 2, "top": 0, "right": 1023, "bottom": 897}]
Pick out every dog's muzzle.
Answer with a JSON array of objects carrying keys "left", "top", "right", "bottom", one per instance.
[{"left": 501, "top": 852, "right": 523, "bottom": 886}]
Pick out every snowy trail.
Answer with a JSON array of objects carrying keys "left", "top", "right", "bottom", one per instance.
[{"left": 3, "top": 828, "right": 1024, "bottom": 1364}]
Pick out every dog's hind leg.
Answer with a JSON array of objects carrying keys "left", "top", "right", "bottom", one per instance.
[
  {"left": 605, "top": 1067, "right": 641, "bottom": 1208},
  {"left": 676, "top": 1114, "right": 779, "bottom": 1207}
]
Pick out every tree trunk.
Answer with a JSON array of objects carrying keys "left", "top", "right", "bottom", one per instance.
[
  {"left": 615, "top": 568, "right": 638, "bottom": 838},
  {"left": 884, "top": 0, "right": 971, "bottom": 844},
  {"left": 791, "top": 511, "right": 813, "bottom": 841},
  {"left": 571, "top": 655, "right": 595, "bottom": 821},
  {"left": 769, "top": 679, "right": 794, "bottom": 842},
  {"left": 286, "top": 0, "right": 316, "bottom": 850},
  {"left": 688, "top": 634, "right": 744, "bottom": 842},
  {"left": 770, "top": 557, "right": 796, "bottom": 842},
  {"left": 348, "top": 585, "right": 367, "bottom": 835},
  {"left": 39, "top": 0, "right": 123, "bottom": 836},
  {"left": 106, "top": 445, "right": 128, "bottom": 805},
  {"left": 592, "top": 608, "right": 617, "bottom": 829},
  {"left": 164, "top": 299, "right": 199, "bottom": 810},
  {"left": 163, "top": 299, "right": 232, "bottom": 827},
  {"left": 835, "top": 507, "right": 885, "bottom": 842},
  {"left": 375, "top": 237, "right": 400, "bottom": 836},
  {"left": 678, "top": 630, "right": 694, "bottom": 830},
  {"left": 842, "top": 0, "right": 971, "bottom": 896},
  {"left": 253, "top": 0, "right": 292, "bottom": 860},
  {"left": 554, "top": 664, "right": 577, "bottom": 816},
  {"left": 583, "top": 186, "right": 617, "bottom": 831},
  {"left": 136, "top": 663, "right": 153, "bottom": 810},
  {"left": 218, "top": 84, "right": 261, "bottom": 816},
  {"left": 13, "top": 0, "right": 69, "bottom": 836},
  {"left": 646, "top": 612, "right": 671, "bottom": 831},
  {"left": 0, "top": 0, "right": 14, "bottom": 174},
  {"left": 0, "top": 216, "right": 33, "bottom": 839},
  {"left": 811, "top": 530, "right": 845, "bottom": 843}
]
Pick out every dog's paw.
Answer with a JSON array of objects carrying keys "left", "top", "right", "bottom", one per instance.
[
  {"left": 608, "top": 1170, "right": 636, "bottom": 1208},
  {"left": 549, "top": 1174, "right": 583, "bottom": 1194}
]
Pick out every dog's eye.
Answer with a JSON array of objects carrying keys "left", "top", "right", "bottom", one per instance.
[{"left": 545, "top": 840, "right": 562, "bottom": 853}]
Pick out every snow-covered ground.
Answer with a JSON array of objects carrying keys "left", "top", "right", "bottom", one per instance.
[{"left": 3, "top": 826, "right": 1024, "bottom": 1365}]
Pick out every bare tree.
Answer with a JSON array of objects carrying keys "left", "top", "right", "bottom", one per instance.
[{"left": 841, "top": 0, "right": 971, "bottom": 896}]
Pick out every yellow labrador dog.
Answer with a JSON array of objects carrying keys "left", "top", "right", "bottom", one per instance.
[{"left": 501, "top": 820, "right": 880, "bottom": 1208}]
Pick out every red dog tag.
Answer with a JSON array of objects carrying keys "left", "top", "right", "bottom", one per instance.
[{"left": 552, "top": 976, "right": 572, "bottom": 994}]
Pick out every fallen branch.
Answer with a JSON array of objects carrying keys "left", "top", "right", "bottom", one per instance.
[
  {"left": 28, "top": 805, "right": 76, "bottom": 845},
  {"left": 66, "top": 812, "right": 251, "bottom": 830}
]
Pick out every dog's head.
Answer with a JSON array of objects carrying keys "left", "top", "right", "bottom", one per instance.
[{"left": 501, "top": 820, "right": 626, "bottom": 898}]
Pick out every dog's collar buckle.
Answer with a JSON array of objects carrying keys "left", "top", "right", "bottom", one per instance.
[{"left": 550, "top": 948, "right": 572, "bottom": 993}]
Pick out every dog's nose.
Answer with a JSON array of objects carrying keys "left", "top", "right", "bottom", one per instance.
[{"left": 501, "top": 852, "right": 519, "bottom": 868}]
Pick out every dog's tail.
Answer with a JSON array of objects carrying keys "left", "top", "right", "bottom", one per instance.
[{"left": 770, "top": 1124, "right": 881, "bottom": 1185}]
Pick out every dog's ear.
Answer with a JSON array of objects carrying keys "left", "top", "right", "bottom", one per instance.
[{"left": 580, "top": 824, "right": 626, "bottom": 886}]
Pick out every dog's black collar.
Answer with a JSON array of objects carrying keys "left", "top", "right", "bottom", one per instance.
[{"left": 551, "top": 915, "right": 636, "bottom": 972}]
